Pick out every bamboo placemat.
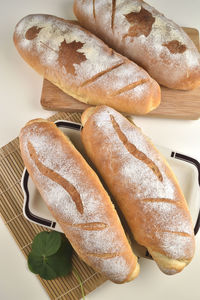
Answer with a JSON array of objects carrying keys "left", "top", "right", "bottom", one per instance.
[{"left": 0, "top": 111, "right": 106, "bottom": 300}]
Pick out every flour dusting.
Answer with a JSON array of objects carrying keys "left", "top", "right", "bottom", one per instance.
[
  {"left": 83, "top": 106, "right": 194, "bottom": 261},
  {"left": 14, "top": 14, "right": 156, "bottom": 106},
  {"left": 76, "top": 0, "right": 200, "bottom": 88},
  {"left": 20, "top": 120, "right": 134, "bottom": 282}
]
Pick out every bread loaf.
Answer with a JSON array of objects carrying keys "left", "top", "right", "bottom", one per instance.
[
  {"left": 13, "top": 14, "right": 161, "bottom": 115},
  {"left": 81, "top": 105, "right": 195, "bottom": 275},
  {"left": 19, "top": 118, "right": 139, "bottom": 283},
  {"left": 74, "top": 0, "right": 200, "bottom": 90}
]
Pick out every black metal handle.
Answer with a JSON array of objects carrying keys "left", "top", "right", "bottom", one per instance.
[
  {"left": 23, "top": 169, "right": 56, "bottom": 228},
  {"left": 171, "top": 152, "right": 200, "bottom": 235}
]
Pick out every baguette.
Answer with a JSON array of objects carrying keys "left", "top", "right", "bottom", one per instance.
[
  {"left": 13, "top": 14, "right": 160, "bottom": 115},
  {"left": 74, "top": 0, "right": 200, "bottom": 90},
  {"left": 81, "top": 106, "right": 195, "bottom": 275},
  {"left": 19, "top": 118, "right": 139, "bottom": 283}
]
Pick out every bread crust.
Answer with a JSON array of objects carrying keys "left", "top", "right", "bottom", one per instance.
[
  {"left": 81, "top": 106, "right": 195, "bottom": 275},
  {"left": 13, "top": 14, "right": 160, "bottom": 115},
  {"left": 74, "top": 0, "right": 200, "bottom": 90},
  {"left": 19, "top": 118, "right": 139, "bottom": 283}
]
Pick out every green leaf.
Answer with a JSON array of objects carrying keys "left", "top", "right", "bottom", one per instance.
[
  {"left": 28, "top": 232, "right": 73, "bottom": 280},
  {"left": 39, "top": 263, "right": 58, "bottom": 280},
  {"left": 31, "top": 231, "right": 62, "bottom": 256},
  {"left": 28, "top": 252, "right": 43, "bottom": 274},
  {"left": 47, "top": 237, "right": 73, "bottom": 277},
  {"left": 28, "top": 252, "right": 57, "bottom": 280}
]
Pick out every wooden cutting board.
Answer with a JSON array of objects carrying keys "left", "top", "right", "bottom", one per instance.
[{"left": 41, "top": 27, "right": 200, "bottom": 120}]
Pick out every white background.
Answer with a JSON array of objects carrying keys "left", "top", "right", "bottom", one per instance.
[{"left": 0, "top": 0, "right": 200, "bottom": 299}]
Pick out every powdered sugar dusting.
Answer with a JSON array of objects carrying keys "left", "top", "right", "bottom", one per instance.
[
  {"left": 14, "top": 14, "right": 156, "bottom": 106},
  {"left": 90, "top": 106, "right": 176, "bottom": 200},
  {"left": 89, "top": 62, "right": 149, "bottom": 98},
  {"left": 21, "top": 121, "right": 134, "bottom": 282},
  {"left": 90, "top": 255, "right": 131, "bottom": 283},
  {"left": 76, "top": 0, "right": 200, "bottom": 88},
  {"left": 141, "top": 201, "right": 193, "bottom": 238},
  {"left": 155, "top": 232, "right": 194, "bottom": 260},
  {"left": 119, "top": 0, "right": 200, "bottom": 74},
  {"left": 121, "top": 158, "right": 175, "bottom": 200},
  {"left": 120, "top": 0, "right": 200, "bottom": 69},
  {"left": 14, "top": 15, "right": 120, "bottom": 82},
  {"left": 85, "top": 106, "right": 194, "bottom": 260},
  {"left": 117, "top": 0, "right": 141, "bottom": 15},
  {"left": 15, "top": 15, "right": 121, "bottom": 81}
]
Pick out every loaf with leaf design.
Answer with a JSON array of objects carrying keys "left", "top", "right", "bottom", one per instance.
[
  {"left": 74, "top": 0, "right": 200, "bottom": 90},
  {"left": 13, "top": 14, "right": 160, "bottom": 115},
  {"left": 19, "top": 118, "right": 139, "bottom": 283},
  {"left": 81, "top": 105, "right": 195, "bottom": 275}
]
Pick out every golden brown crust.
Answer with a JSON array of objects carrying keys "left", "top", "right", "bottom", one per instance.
[
  {"left": 81, "top": 105, "right": 195, "bottom": 275},
  {"left": 19, "top": 118, "right": 139, "bottom": 283},
  {"left": 13, "top": 14, "right": 160, "bottom": 115},
  {"left": 74, "top": 0, "right": 200, "bottom": 90}
]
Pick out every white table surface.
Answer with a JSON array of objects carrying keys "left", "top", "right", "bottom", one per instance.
[{"left": 0, "top": 0, "right": 200, "bottom": 299}]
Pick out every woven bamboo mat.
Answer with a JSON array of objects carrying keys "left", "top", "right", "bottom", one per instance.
[{"left": 0, "top": 111, "right": 106, "bottom": 300}]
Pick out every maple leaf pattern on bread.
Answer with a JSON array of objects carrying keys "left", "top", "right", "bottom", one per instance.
[
  {"left": 124, "top": 7, "right": 155, "bottom": 39},
  {"left": 163, "top": 40, "right": 187, "bottom": 54},
  {"left": 25, "top": 26, "right": 42, "bottom": 40},
  {"left": 58, "top": 40, "right": 87, "bottom": 75}
]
